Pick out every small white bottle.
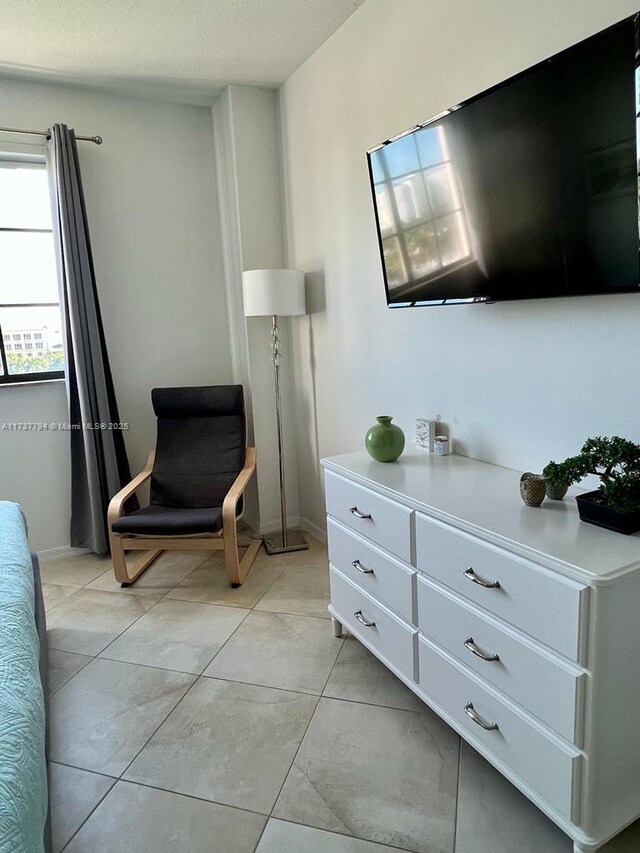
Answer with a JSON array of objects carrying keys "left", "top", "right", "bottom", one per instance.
[{"left": 434, "top": 435, "right": 449, "bottom": 456}]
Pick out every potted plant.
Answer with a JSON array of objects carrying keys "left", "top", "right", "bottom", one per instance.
[
  {"left": 544, "top": 436, "right": 640, "bottom": 534},
  {"left": 541, "top": 460, "right": 571, "bottom": 500}
]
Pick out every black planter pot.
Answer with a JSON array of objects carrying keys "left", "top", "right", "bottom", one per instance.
[{"left": 575, "top": 490, "right": 640, "bottom": 535}]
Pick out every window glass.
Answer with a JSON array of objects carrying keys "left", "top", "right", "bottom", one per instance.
[
  {"left": 0, "top": 165, "right": 53, "bottom": 229},
  {"left": 0, "top": 162, "right": 64, "bottom": 383}
]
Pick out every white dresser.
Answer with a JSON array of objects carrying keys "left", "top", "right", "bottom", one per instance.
[{"left": 321, "top": 447, "right": 640, "bottom": 853}]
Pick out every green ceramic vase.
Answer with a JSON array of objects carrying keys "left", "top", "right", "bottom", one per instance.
[{"left": 365, "top": 416, "right": 405, "bottom": 463}]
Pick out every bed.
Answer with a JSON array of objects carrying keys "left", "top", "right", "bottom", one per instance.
[{"left": 0, "top": 501, "right": 49, "bottom": 853}]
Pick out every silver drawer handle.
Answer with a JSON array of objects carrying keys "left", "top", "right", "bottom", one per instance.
[
  {"left": 464, "top": 636, "right": 500, "bottom": 662},
  {"left": 352, "top": 559, "right": 374, "bottom": 575},
  {"left": 354, "top": 609, "right": 376, "bottom": 628},
  {"left": 464, "top": 701, "right": 499, "bottom": 731},
  {"left": 349, "top": 506, "right": 372, "bottom": 520},
  {"left": 464, "top": 567, "right": 501, "bottom": 589}
]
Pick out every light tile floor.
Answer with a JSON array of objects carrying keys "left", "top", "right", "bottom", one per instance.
[{"left": 43, "top": 539, "right": 640, "bottom": 853}]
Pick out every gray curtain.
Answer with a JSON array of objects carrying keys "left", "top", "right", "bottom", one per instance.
[{"left": 46, "top": 123, "right": 134, "bottom": 554}]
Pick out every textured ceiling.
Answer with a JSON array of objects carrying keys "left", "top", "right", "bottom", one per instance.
[{"left": 0, "top": 0, "right": 365, "bottom": 104}]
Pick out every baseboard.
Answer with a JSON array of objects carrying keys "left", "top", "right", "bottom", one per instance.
[
  {"left": 259, "top": 515, "right": 300, "bottom": 536},
  {"left": 37, "top": 545, "right": 92, "bottom": 561},
  {"left": 299, "top": 515, "right": 327, "bottom": 543},
  {"left": 253, "top": 515, "right": 327, "bottom": 544}
]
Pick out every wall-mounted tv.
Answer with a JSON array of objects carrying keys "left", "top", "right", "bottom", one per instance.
[{"left": 367, "top": 15, "right": 640, "bottom": 307}]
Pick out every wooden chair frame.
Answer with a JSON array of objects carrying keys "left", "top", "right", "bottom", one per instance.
[{"left": 107, "top": 447, "right": 261, "bottom": 587}]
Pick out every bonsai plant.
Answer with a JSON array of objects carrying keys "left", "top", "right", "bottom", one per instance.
[{"left": 544, "top": 436, "right": 640, "bottom": 534}]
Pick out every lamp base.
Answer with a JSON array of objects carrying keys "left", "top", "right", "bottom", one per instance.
[{"left": 263, "top": 529, "right": 309, "bottom": 555}]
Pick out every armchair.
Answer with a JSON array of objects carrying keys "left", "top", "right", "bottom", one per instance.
[{"left": 107, "top": 385, "right": 261, "bottom": 587}]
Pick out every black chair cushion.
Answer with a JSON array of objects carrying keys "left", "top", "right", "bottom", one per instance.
[
  {"left": 111, "top": 505, "right": 223, "bottom": 536},
  {"left": 149, "top": 385, "right": 245, "bottom": 509}
]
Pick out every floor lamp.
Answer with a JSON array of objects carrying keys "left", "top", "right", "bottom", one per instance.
[{"left": 242, "top": 268, "right": 309, "bottom": 555}]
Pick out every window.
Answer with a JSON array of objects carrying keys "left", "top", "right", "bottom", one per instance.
[{"left": 0, "top": 160, "right": 64, "bottom": 383}]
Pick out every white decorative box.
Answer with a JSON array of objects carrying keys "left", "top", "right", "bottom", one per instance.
[{"left": 416, "top": 419, "right": 437, "bottom": 452}]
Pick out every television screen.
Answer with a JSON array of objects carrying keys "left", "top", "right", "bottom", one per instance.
[{"left": 367, "top": 15, "right": 640, "bottom": 306}]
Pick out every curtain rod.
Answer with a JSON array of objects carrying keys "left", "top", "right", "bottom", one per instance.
[{"left": 0, "top": 126, "right": 102, "bottom": 144}]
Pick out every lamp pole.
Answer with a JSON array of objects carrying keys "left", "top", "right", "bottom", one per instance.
[
  {"left": 242, "top": 268, "right": 308, "bottom": 555},
  {"left": 271, "top": 315, "right": 288, "bottom": 549}
]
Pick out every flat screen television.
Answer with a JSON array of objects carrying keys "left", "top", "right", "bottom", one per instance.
[{"left": 367, "top": 15, "right": 640, "bottom": 307}]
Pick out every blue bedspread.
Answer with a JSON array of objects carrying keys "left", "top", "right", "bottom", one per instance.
[{"left": 0, "top": 502, "right": 47, "bottom": 853}]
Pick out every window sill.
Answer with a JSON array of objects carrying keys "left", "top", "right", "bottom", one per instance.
[{"left": 0, "top": 378, "right": 65, "bottom": 389}]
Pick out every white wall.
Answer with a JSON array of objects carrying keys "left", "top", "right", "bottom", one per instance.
[
  {"left": 279, "top": 0, "right": 640, "bottom": 532},
  {"left": 0, "top": 79, "right": 231, "bottom": 550},
  {"left": 213, "top": 85, "right": 300, "bottom": 534}
]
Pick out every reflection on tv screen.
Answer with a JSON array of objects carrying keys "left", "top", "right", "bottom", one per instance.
[{"left": 368, "top": 16, "right": 639, "bottom": 306}]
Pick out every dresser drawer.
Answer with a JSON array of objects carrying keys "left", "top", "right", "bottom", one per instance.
[
  {"left": 417, "top": 576, "right": 585, "bottom": 744},
  {"left": 416, "top": 514, "right": 588, "bottom": 663},
  {"left": 329, "top": 566, "right": 416, "bottom": 680},
  {"left": 418, "top": 637, "right": 581, "bottom": 821},
  {"left": 327, "top": 519, "right": 415, "bottom": 622},
  {"left": 325, "top": 472, "right": 412, "bottom": 562}
]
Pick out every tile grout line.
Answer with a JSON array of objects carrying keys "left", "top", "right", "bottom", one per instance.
[
  {"left": 53, "top": 554, "right": 229, "bottom": 661},
  {"left": 50, "top": 548, "right": 448, "bottom": 853},
  {"left": 53, "top": 757, "right": 423, "bottom": 853},
  {"left": 48, "top": 652, "right": 94, "bottom": 698},
  {"left": 50, "top": 555, "right": 216, "bottom": 850},
  {"left": 48, "top": 551, "right": 324, "bottom": 689},
  {"left": 266, "top": 815, "right": 424, "bottom": 853},
  {"left": 93, "top": 598, "right": 253, "bottom": 667},
  {"left": 247, "top": 624, "right": 348, "bottom": 852},
  {"left": 317, "top": 626, "right": 347, "bottom": 697},
  {"left": 167, "top": 552, "right": 295, "bottom": 675},
  {"left": 57, "top": 671, "right": 208, "bottom": 851},
  {"left": 45, "top": 549, "right": 210, "bottom": 600},
  {"left": 250, "top": 554, "right": 334, "bottom": 852},
  {"left": 112, "top": 545, "right": 311, "bottom": 769},
  {"left": 58, "top": 771, "right": 117, "bottom": 853},
  {"left": 189, "top": 604, "right": 254, "bottom": 675},
  {"left": 50, "top": 592, "right": 162, "bottom": 660},
  {"left": 54, "top": 763, "right": 271, "bottom": 819},
  {"left": 112, "top": 672, "right": 202, "bottom": 782},
  {"left": 264, "top": 692, "right": 322, "bottom": 823},
  {"left": 49, "top": 547, "right": 350, "bottom": 850},
  {"left": 52, "top": 656, "right": 197, "bottom": 850},
  {"left": 152, "top": 551, "right": 223, "bottom": 605},
  {"left": 49, "top": 760, "right": 117, "bottom": 781}
]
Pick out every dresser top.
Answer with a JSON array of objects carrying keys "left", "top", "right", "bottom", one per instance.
[{"left": 321, "top": 447, "right": 640, "bottom": 584}]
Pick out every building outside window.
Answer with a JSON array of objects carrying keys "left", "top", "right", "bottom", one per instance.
[{"left": 0, "top": 159, "right": 64, "bottom": 383}]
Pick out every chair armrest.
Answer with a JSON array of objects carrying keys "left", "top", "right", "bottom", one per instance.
[
  {"left": 107, "top": 450, "right": 155, "bottom": 525},
  {"left": 222, "top": 447, "right": 257, "bottom": 520}
]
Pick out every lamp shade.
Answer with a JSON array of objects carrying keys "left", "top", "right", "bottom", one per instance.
[{"left": 242, "top": 268, "right": 306, "bottom": 317}]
